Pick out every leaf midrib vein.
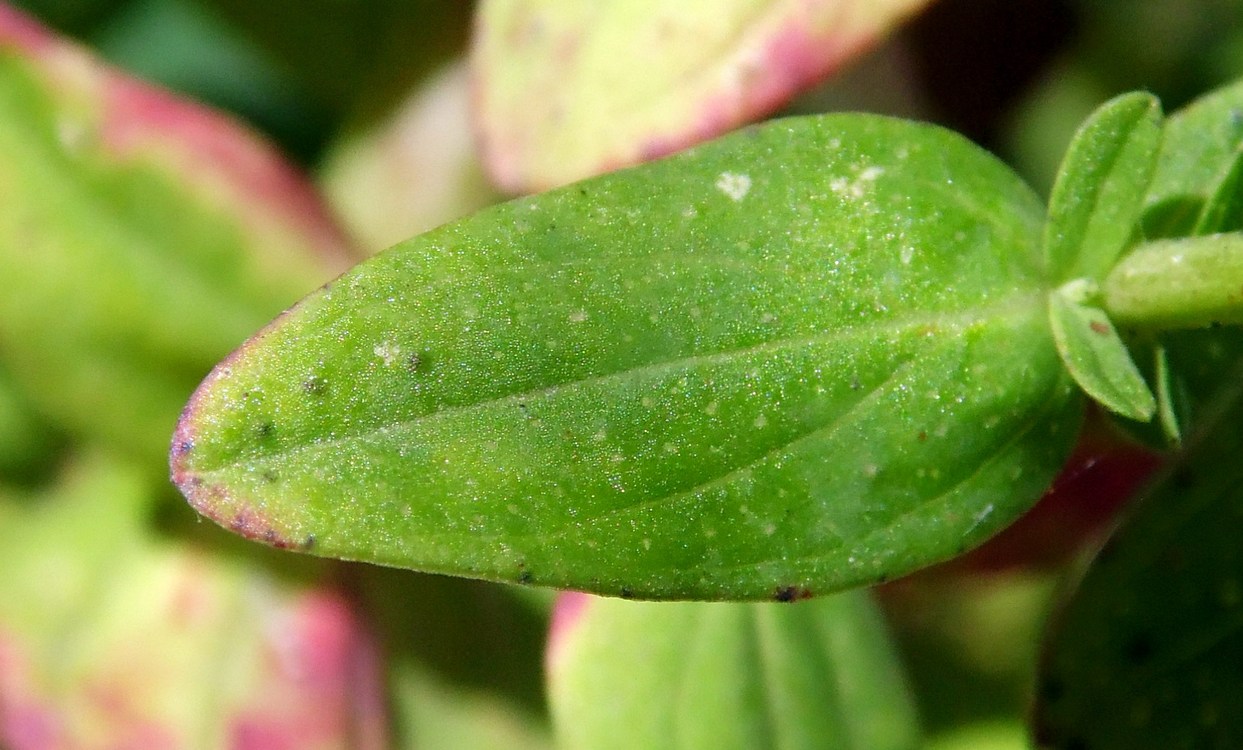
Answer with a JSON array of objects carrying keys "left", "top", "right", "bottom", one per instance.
[{"left": 197, "top": 293, "right": 1045, "bottom": 477}]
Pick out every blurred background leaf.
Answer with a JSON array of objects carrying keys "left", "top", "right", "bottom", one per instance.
[
  {"left": 548, "top": 592, "right": 919, "bottom": 750},
  {"left": 0, "top": 453, "right": 388, "bottom": 748},
  {"left": 470, "top": 0, "right": 934, "bottom": 192},
  {"left": 0, "top": 7, "right": 353, "bottom": 468},
  {"left": 1034, "top": 362, "right": 1243, "bottom": 749}
]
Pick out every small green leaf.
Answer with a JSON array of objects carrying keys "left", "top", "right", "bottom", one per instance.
[
  {"left": 1044, "top": 91, "right": 1162, "bottom": 282},
  {"left": 174, "top": 113, "right": 1082, "bottom": 599},
  {"left": 548, "top": 592, "right": 919, "bottom": 750},
  {"left": 472, "top": 0, "right": 934, "bottom": 191},
  {"left": 1143, "top": 79, "right": 1243, "bottom": 239},
  {"left": 1048, "top": 282, "right": 1155, "bottom": 421},
  {"left": 1034, "top": 366, "right": 1243, "bottom": 749}
]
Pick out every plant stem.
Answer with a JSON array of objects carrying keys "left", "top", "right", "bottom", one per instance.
[{"left": 1102, "top": 233, "right": 1243, "bottom": 329}]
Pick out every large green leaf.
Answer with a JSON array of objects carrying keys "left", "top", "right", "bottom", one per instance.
[
  {"left": 173, "top": 113, "right": 1081, "bottom": 600},
  {"left": 547, "top": 591, "right": 918, "bottom": 750},
  {"left": 472, "top": 0, "right": 933, "bottom": 191},
  {"left": 1033, "top": 364, "right": 1243, "bottom": 749}
]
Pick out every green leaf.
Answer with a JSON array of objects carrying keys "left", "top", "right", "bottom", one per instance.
[
  {"left": 1142, "top": 79, "right": 1243, "bottom": 239},
  {"left": 547, "top": 592, "right": 919, "bottom": 750},
  {"left": 472, "top": 0, "right": 934, "bottom": 191},
  {"left": 1043, "top": 91, "right": 1162, "bottom": 282},
  {"left": 1193, "top": 146, "right": 1243, "bottom": 235},
  {"left": 1048, "top": 281, "right": 1155, "bottom": 421},
  {"left": 1034, "top": 365, "right": 1243, "bottom": 749},
  {"left": 173, "top": 113, "right": 1082, "bottom": 600},
  {"left": 0, "top": 14, "right": 352, "bottom": 464}
]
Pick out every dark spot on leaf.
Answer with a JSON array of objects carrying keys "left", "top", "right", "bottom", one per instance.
[
  {"left": 261, "top": 470, "right": 278, "bottom": 484},
  {"left": 304, "top": 534, "right": 316, "bottom": 550},
  {"left": 302, "top": 377, "right": 328, "bottom": 397},
  {"left": 1090, "top": 320, "right": 1110, "bottom": 335},
  {"left": 256, "top": 421, "right": 276, "bottom": 440},
  {"left": 620, "top": 587, "right": 634, "bottom": 599},
  {"left": 773, "top": 585, "right": 813, "bottom": 602},
  {"left": 518, "top": 570, "right": 534, "bottom": 584},
  {"left": 518, "top": 402, "right": 530, "bottom": 417},
  {"left": 407, "top": 352, "right": 423, "bottom": 372},
  {"left": 1125, "top": 634, "right": 1154, "bottom": 664},
  {"left": 918, "top": 430, "right": 928, "bottom": 442}
]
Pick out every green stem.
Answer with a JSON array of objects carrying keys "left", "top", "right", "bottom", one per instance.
[{"left": 1102, "top": 233, "right": 1243, "bottom": 329}]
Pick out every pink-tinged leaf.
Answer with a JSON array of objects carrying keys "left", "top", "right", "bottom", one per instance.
[
  {"left": 472, "top": 0, "right": 933, "bottom": 192},
  {"left": 0, "top": 456, "right": 388, "bottom": 750},
  {"left": 0, "top": 4, "right": 359, "bottom": 463},
  {"left": 545, "top": 592, "right": 592, "bottom": 673},
  {"left": 320, "top": 58, "right": 500, "bottom": 254},
  {"left": 0, "top": 3, "right": 353, "bottom": 269}
]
